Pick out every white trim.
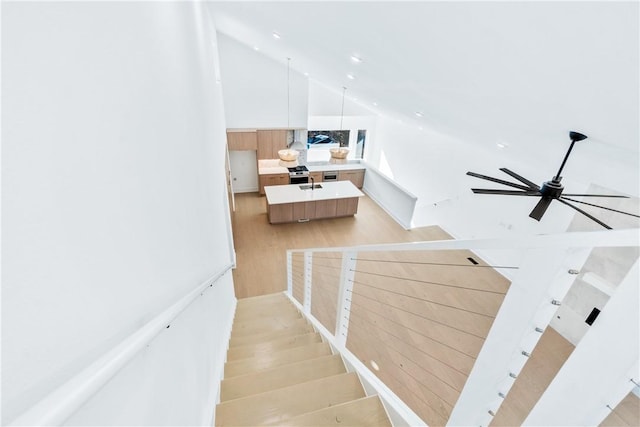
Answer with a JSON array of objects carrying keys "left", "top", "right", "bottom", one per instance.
[{"left": 9, "top": 264, "right": 235, "bottom": 427}]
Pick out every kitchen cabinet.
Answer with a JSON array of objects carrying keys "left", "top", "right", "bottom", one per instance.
[
  {"left": 315, "top": 199, "right": 338, "bottom": 218},
  {"left": 309, "top": 171, "right": 323, "bottom": 184},
  {"left": 268, "top": 203, "right": 293, "bottom": 224},
  {"left": 293, "top": 202, "right": 315, "bottom": 221},
  {"left": 336, "top": 197, "right": 359, "bottom": 216},
  {"left": 257, "top": 130, "right": 289, "bottom": 160},
  {"left": 338, "top": 169, "right": 365, "bottom": 188},
  {"left": 259, "top": 173, "right": 288, "bottom": 195},
  {"left": 227, "top": 131, "right": 257, "bottom": 151}
]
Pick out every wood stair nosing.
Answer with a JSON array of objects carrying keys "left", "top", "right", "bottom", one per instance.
[
  {"left": 215, "top": 372, "right": 366, "bottom": 427},
  {"left": 223, "top": 342, "right": 332, "bottom": 378},
  {"left": 220, "top": 354, "right": 346, "bottom": 402},
  {"left": 271, "top": 395, "right": 393, "bottom": 427},
  {"left": 226, "top": 332, "right": 322, "bottom": 361},
  {"left": 230, "top": 314, "right": 304, "bottom": 338}
]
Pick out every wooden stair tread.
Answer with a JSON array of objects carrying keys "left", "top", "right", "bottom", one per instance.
[
  {"left": 220, "top": 354, "right": 346, "bottom": 401},
  {"left": 274, "top": 396, "right": 392, "bottom": 426},
  {"left": 229, "top": 322, "right": 314, "bottom": 348},
  {"left": 224, "top": 342, "right": 332, "bottom": 378},
  {"left": 236, "top": 292, "right": 288, "bottom": 308},
  {"left": 215, "top": 372, "right": 365, "bottom": 426},
  {"left": 230, "top": 313, "right": 304, "bottom": 338},
  {"left": 227, "top": 332, "right": 322, "bottom": 361},
  {"left": 234, "top": 302, "right": 300, "bottom": 321}
]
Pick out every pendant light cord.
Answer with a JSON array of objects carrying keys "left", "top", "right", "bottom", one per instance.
[
  {"left": 340, "top": 86, "right": 347, "bottom": 130},
  {"left": 287, "top": 57, "right": 291, "bottom": 129}
]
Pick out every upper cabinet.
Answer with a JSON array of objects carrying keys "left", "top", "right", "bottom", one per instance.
[
  {"left": 257, "top": 130, "right": 289, "bottom": 160},
  {"left": 227, "top": 131, "right": 258, "bottom": 151}
]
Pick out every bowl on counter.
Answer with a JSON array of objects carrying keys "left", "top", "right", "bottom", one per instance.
[
  {"left": 329, "top": 148, "right": 349, "bottom": 159},
  {"left": 278, "top": 149, "right": 299, "bottom": 161}
]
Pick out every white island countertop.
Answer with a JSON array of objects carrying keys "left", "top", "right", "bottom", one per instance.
[{"left": 265, "top": 181, "right": 364, "bottom": 205}]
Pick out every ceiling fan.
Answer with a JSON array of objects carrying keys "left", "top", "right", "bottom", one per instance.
[{"left": 467, "top": 131, "right": 639, "bottom": 229}]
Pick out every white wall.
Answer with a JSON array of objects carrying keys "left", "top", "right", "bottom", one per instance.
[
  {"left": 2, "top": 2, "right": 235, "bottom": 424},
  {"left": 217, "top": 33, "right": 308, "bottom": 129}
]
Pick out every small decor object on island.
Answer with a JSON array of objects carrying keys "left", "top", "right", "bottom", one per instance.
[
  {"left": 330, "top": 147, "right": 350, "bottom": 159},
  {"left": 466, "top": 131, "right": 639, "bottom": 229},
  {"left": 278, "top": 149, "right": 299, "bottom": 162}
]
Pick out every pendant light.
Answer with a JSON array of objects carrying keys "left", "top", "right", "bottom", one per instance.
[{"left": 340, "top": 86, "right": 347, "bottom": 130}]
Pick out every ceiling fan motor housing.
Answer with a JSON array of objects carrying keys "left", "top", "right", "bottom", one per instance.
[{"left": 540, "top": 180, "right": 564, "bottom": 199}]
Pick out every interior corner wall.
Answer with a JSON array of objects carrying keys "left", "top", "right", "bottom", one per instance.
[
  {"left": 217, "top": 32, "right": 308, "bottom": 129},
  {"left": 2, "top": 2, "right": 234, "bottom": 425}
]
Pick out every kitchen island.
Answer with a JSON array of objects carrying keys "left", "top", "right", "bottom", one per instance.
[{"left": 264, "top": 181, "right": 365, "bottom": 224}]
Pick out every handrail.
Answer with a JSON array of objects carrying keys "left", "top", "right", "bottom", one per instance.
[
  {"left": 9, "top": 263, "right": 235, "bottom": 426},
  {"left": 287, "top": 228, "right": 638, "bottom": 253}
]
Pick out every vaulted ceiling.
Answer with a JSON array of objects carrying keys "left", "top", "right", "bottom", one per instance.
[{"left": 209, "top": 1, "right": 638, "bottom": 163}]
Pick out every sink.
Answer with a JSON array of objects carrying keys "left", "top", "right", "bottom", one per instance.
[{"left": 299, "top": 184, "right": 323, "bottom": 190}]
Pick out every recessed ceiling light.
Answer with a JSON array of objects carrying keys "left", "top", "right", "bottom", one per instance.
[
  {"left": 253, "top": 46, "right": 260, "bottom": 51},
  {"left": 272, "top": 32, "right": 281, "bottom": 39},
  {"left": 353, "top": 97, "right": 358, "bottom": 101},
  {"left": 418, "top": 126, "right": 424, "bottom": 131},
  {"left": 351, "top": 55, "right": 363, "bottom": 63},
  {"left": 304, "top": 72, "right": 309, "bottom": 77},
  {"left": 415, "top": 111, "right": 424, "bottom": 117},
  {"left": 496, "top": 142, "right": 508, "bottom": 149},
  {"left": 347, "top": 74, "right": 355, "bottom": 80},
  {"left": 372, "top": 102, "right": 378, "bottom": 106}
]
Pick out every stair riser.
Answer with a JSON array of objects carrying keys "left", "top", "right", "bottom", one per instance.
[
  {"left": 229, "top": 324, "right": 315, "bottom": 348},
  {"left": 220, "top": 355, "right": 346, "bottom": 401},
  {"left": 224, "top": 342, "right": 332, "bottom": 378}
]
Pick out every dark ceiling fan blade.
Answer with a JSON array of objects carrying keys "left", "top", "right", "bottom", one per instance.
[
  {"left": 472, "top": 188, "right": 541, "bottom": 196},
  {"left": 562, "top": 194, "right": 629, "bottom": 198},
  {"left": 499, "top": 168, "right": 540, "bottom": 190},
  {"left": 529, "top": 197, "right": 553, "bottom": 221},
  {"left": 466, "top": 171, "right": 533, "bottom": 191},
  {"left": 560, "top": 197, "right": 640, "bottom": 218},
  {"left": 558, "top": 199, "right": 612, "bottom": 230}
]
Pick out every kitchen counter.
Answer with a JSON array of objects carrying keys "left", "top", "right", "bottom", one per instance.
[
  {"left": 264, "top": 181, "right": 364, "bottom": 224},
  {"left": 258, "top": 159, "right": 367, "bottom": 175},
  {"left": 265, "top": 181, "right": 364, "bottom": 205}
]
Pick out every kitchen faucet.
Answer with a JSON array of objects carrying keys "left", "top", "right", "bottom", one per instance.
[{"left": 310, "top": 175, "right": 315, "bottom": 190}]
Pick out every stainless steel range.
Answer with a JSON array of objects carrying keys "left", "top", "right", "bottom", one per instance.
[{"left": 288, "top": 165, "right": 309, "bottom": 184}]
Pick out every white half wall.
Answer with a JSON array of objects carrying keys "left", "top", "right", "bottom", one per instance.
[{"left": 2, "top": 2, "right": 234, "bottom": 424}]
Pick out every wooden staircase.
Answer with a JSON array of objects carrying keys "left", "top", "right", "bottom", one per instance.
[{"left": 215, "top": 292, "right": 392, "bottom": 426}]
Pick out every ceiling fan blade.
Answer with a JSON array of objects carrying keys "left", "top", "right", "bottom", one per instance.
[
  {"left": 472, "top": 188, "right": 540, "bottom": 196},
  {"left": 562, "top": 194, "right": 629, "bottom": 198},
  {"left": 499, "top": 168, "right": 540, "bottom": 190},
  {"left": 558, "top": 199, "right": 612, "bottom": 230},
  {"left": 466, "top": 171, "right": 534, "bottom": 191},
  {"left": 529, "top": 197, "right": 553, "bottom": 221},
  {"left": 471, "top": 188, "right": 540, "bottom": 196},
  {"left": 560, "top": 197, "right": 640, "bottom": 219}
]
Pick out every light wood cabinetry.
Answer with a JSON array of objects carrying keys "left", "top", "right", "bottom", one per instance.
[
  {"left": 259, "top": 173, "right": 289, "bottom": 195},
  {"left": 257, "top": 130, "right": 289, "bottom": 160},
  {"left": 267, "top": 203, "right": 293, "bottom": 224},
  {"left": 336, "top": 197, "right": 359, "bottom": 216},
  {"left": 227, "top": 131, "right": 258, "bottom": 151},
  {"left": 315, "top": 199, "right": 337, "bottom": 218},
  {"left": 338, "top": 169, "right": 365, "bottom": 188},
  {"left": 309, "top": 171, "right": 323, "bottom": 184},
  {"left": 293, "top": 202, "right": 315, "bottom": 221}
]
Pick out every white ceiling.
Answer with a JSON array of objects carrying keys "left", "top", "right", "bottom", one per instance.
[{"left": 209, "top": 1, "right": 639, "bottom": 157}]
